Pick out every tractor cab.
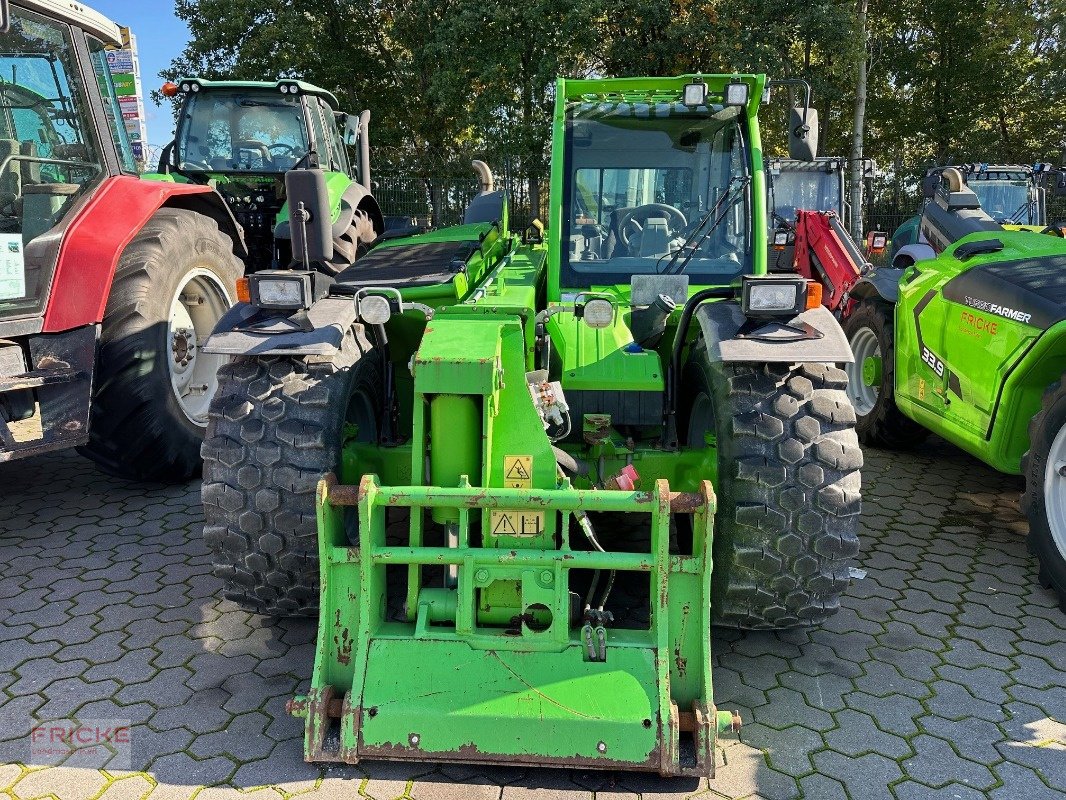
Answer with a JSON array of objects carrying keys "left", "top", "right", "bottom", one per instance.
[{"left": 152, "top": 79, "right": 382, "bottom": 272}]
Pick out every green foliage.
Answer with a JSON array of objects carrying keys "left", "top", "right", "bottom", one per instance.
[{"left": 165, "top": 0, "right": 1065, "bottom": 197}]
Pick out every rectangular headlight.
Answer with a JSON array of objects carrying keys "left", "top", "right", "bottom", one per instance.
[
  {"left": 249, "top": 271, "right": 312, "bottom": 310},
  {"left": 741, "top": 276, "right": 806, "bottom": 317},
  {"left": 683, "top": 81, "right": 707, "bottom": 107},
  {"left": 724, "top": 81, "right": 749, "bottom": 107}
]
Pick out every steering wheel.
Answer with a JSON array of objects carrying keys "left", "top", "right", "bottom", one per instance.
[
  {"left": 268, "top": 142, "right": 299, "bottom": 156},
  {"left": 617, "top": 203, "right": 688, "bottom": 250},
  {"left": 233, "top": 139, "right": 272, "bottom": 165}
]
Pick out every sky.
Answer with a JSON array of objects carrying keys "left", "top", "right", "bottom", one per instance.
[{"left": 90, "top": 0, "right": 190, "bottom": 147}]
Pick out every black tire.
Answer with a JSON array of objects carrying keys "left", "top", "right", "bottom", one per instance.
[
  {"left": 682, "top": 356, "right": 863, "bottom": 628},
  {"left": 324, "top": 208, "right": 378, "bottom": 274},
  {"left": 842, "top": 300, "right": 928, "bottom": 448},
  {"left": 1021, "top": 375, "right": 1066, "bottom": 612},
  {"left": 201, "top": 336, "right": 381, "bottom": 616},
  {"left": 78, "top": 208, "right": 243, "bottom": 482}
]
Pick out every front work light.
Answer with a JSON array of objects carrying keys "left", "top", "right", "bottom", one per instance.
[
  {"left": 724, "top": 81, "right": 749, "bottom": 107},
  {"left": 249, "top": 271, "right": 312, "bottom": 310},
  {"left": 683, "top": 81, "right": 707, "bottom": 108},
  {"left": 358, "top": 294, "right": 392, "bottom": 325},
  {"left": 579, "top": 297, "right": 615, "bottom": 328},
  {"left": 740, "top": 276, "right": 806, "bottom": 317}
]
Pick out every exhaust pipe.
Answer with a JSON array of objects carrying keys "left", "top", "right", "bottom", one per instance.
[
  {"left": 359, "top": 110, "right": 371, "bottom": 192},
  {"left": 472, "top": 159, "right": 494, "bottom": 194}
]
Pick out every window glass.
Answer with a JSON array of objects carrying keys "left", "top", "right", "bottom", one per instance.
[
  {"left": 562, "top": 102, "right": 751, "bottom": 288},
  {"left": 0, "top": 7, "right": 106, "bottom": 316},
  {"left": 86, "top": 35, "right": 136, "bottom": 173},
  {"left": 176, "top": 90, "right": 308, "bottom": 173}
]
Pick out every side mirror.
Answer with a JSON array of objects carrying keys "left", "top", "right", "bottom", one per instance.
[
  {"left": 343, "top": 113, "right": 360, "bottom": 146},
  {"left": 788, "top": 107, "right": 818, "bottom": 161},
  {"left": 0, "top": 1, "right": 10, "bottom": 33},
  {"left": 921, "top": 171, "right": 940, "bottom": 200},
  {"left": 285, "top": 168, "right": 334, "bottom": 266}
]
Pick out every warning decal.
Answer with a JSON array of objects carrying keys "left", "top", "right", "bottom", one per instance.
[
  {"left": 504, "top": 455, "right": 532, "bottom": 488},
  {"left": 489, "top": 510, "right": 544, "bottom": 537}
]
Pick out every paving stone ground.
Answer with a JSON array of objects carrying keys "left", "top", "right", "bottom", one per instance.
[{"left": 0, "top": 439, "right": 1063, "bottom": 799}]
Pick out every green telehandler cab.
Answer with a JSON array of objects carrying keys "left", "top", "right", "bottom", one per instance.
[
  {"left": 149, "top": 78, "right": 384, "bottom": 273},
  {"left": 844, "top": 166, "right": 1066, "bottom": 610},
  {"left": 200, "top": 74, "right": 862, "bottom": 776}
]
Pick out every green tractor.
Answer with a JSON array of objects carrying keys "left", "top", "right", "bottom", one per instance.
[
  {"left": 200, "top": 73, "right": 862, "bottom": 776},
  {"left": 843, "top": 166, "right": 1066, "bottom": 610},
  {"left": 149, "top": 78, "right": 384, "bottom": 272}
]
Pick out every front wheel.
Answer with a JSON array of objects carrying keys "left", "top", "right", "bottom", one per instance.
[
  {"left": 682, "top": 357, "right": 863, "bottom": 628},
  {"left": 79, "top": 209, "right": 243, "bottom": 482},
  {"left": 842, "top": 300, "right": 928, "bottom": 448},
  {"left": 1022, "top": 375, "right": 1066, "bottom": 612},
  {"left": 201, "top": 337, "right": 381, "bottom": 616}
]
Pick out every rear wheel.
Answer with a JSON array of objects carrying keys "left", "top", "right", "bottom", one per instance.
[
  {"left": 201, "top": 337, "right": 381, "bottom": 616},
  {"left": 1021, "top": 376, "right": 1066, "bottom": 612},
  {"left": 842, "top": 300, "right": 928, "bottom": 448},
  {"left": 79, "top": 209, "right": 242, "bottom": 482},
  {"left": 682, "top": 356, "right": 862, "bottom": 628}
]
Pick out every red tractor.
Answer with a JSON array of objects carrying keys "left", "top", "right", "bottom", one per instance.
[{"left": 0, "top": 0, "right": 247, "bottom": 480}]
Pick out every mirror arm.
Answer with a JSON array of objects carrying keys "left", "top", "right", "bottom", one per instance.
[{"left": 767, "top": 78, "right": 812, "bottom": 131}]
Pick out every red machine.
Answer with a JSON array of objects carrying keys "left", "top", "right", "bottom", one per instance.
[
  {"left": 771, "top": 210, "right": 884, "bottom": 319},
  {"left": 0, "top": 0, "right": 247, "bottom": 480}
]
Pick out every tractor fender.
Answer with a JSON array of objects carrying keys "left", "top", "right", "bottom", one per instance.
[
  {"left": 274, "top": 180, "right": 384, "bottom": 240},
  {"left": 849, "top": 266, "right": 904, "bottom": 305},
  {"left": 693, "top": 302, "right": 854, "bottom": 364},
  {"left": 42, "top": 176, "right": 247, "bottom": 332},
  {"left": 201, "top": 296, "right": 360, "bottom": 359},
  {"left": 892, "top": 242, "right": 934, "bottom": 268}
]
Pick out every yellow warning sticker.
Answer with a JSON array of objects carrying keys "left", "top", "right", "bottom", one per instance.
[
  {"left": 504, "top": 455, "right": 533, "bottom": 489},
  {"left": 918, "top": 378, "right": 926, "bottom": 400},
  {"left": 489, "top": 510, "right": 545, "bottom": 537}
]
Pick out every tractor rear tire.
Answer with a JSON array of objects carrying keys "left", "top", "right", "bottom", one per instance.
[
  {"left": 682, "top": 356, "right": 862, "bottom": 628},
  {"left": 201, "top": 337, "right": 381, "bottom": 617},
  {"left": 842, "top": 300, "right": 929, "bottom": 448},
  {"left": 1021, "top": 375, "right": 1066, "bottom": 612},
  {"left": 78, "top": 208, "right": 243, "bottom": 482}
]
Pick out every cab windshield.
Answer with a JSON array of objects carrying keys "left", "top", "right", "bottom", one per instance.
[
  {"left": 176, "top": 90, "right": 308, "bottom": 173},
  {"left": 561, "top": 101, "right": 751, "bottom": 288},
  {"left": 969, "top": 178, "right": 1033, "bottom": 224},
  {"left": 770, "top": 169, "right": 842, "bottom": 221}
]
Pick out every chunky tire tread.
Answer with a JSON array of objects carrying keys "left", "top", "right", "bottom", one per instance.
[
  {"left": 843, "top": 300, "right": 928, "bottom": 449},
  {"left": 1020, "top": 374, "right": 1066, "bottom": 612},
  {"left": 685, "top": 357, "right": 863, "bottom": 629},
  {"left": 200, "top": 342, "right": 379, "bottom": 616},
  {"left": 79, "top": 208, "right": 243, "bottom": 482}
]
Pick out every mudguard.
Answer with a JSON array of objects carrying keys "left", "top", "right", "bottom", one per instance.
[
  {"left": 693, "top": 302, "right": 854, "bottom": 363},
  {"left": 850, "top": 266, "right": 904, "bottom": 305},
  {"left": 202, "top": 297, "right": 359, "bottom": 357},
  {"left": 274, "top": 180, "right": 384, "bottom": 240},
  {"left": 892, "top": 242, "right": 934, "bottom": 268}
]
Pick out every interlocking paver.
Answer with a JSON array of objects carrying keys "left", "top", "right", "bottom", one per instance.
[{"left": 0, "top": 440, "right": 1062, "bottom": 799}]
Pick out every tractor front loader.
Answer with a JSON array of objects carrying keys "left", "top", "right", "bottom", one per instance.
[{"left": 201, "top": 74, "right": 863, "bottom": 776}]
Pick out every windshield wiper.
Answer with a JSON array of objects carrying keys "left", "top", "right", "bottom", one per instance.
[{"left": 661, "top": 176, "right": 749, "bottom": 276}]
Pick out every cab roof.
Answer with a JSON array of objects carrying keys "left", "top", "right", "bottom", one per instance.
[
  {"left": 20, "top": 0, "right": 122, "bottom": 45},
  {"left": 178, "top": 78, "right": 340, "bottom": 110}
]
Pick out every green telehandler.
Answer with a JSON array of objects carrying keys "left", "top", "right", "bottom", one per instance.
[
  {"left": 200, "top": 73, "right": 863, "bottom": 776},
  {"left": 843, "top": 166, "right": 1066, "bottom": 610}
]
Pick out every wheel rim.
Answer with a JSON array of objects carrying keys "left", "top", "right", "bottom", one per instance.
[
  {"left": 1043, "top": 422, "right": 1066, "bottom": 560},
  {"left": 846, "top": 326, "right": 881, "bottom": 416},
  {"left": 167, "top": 269, "right": 232, "bottom": 426}
]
